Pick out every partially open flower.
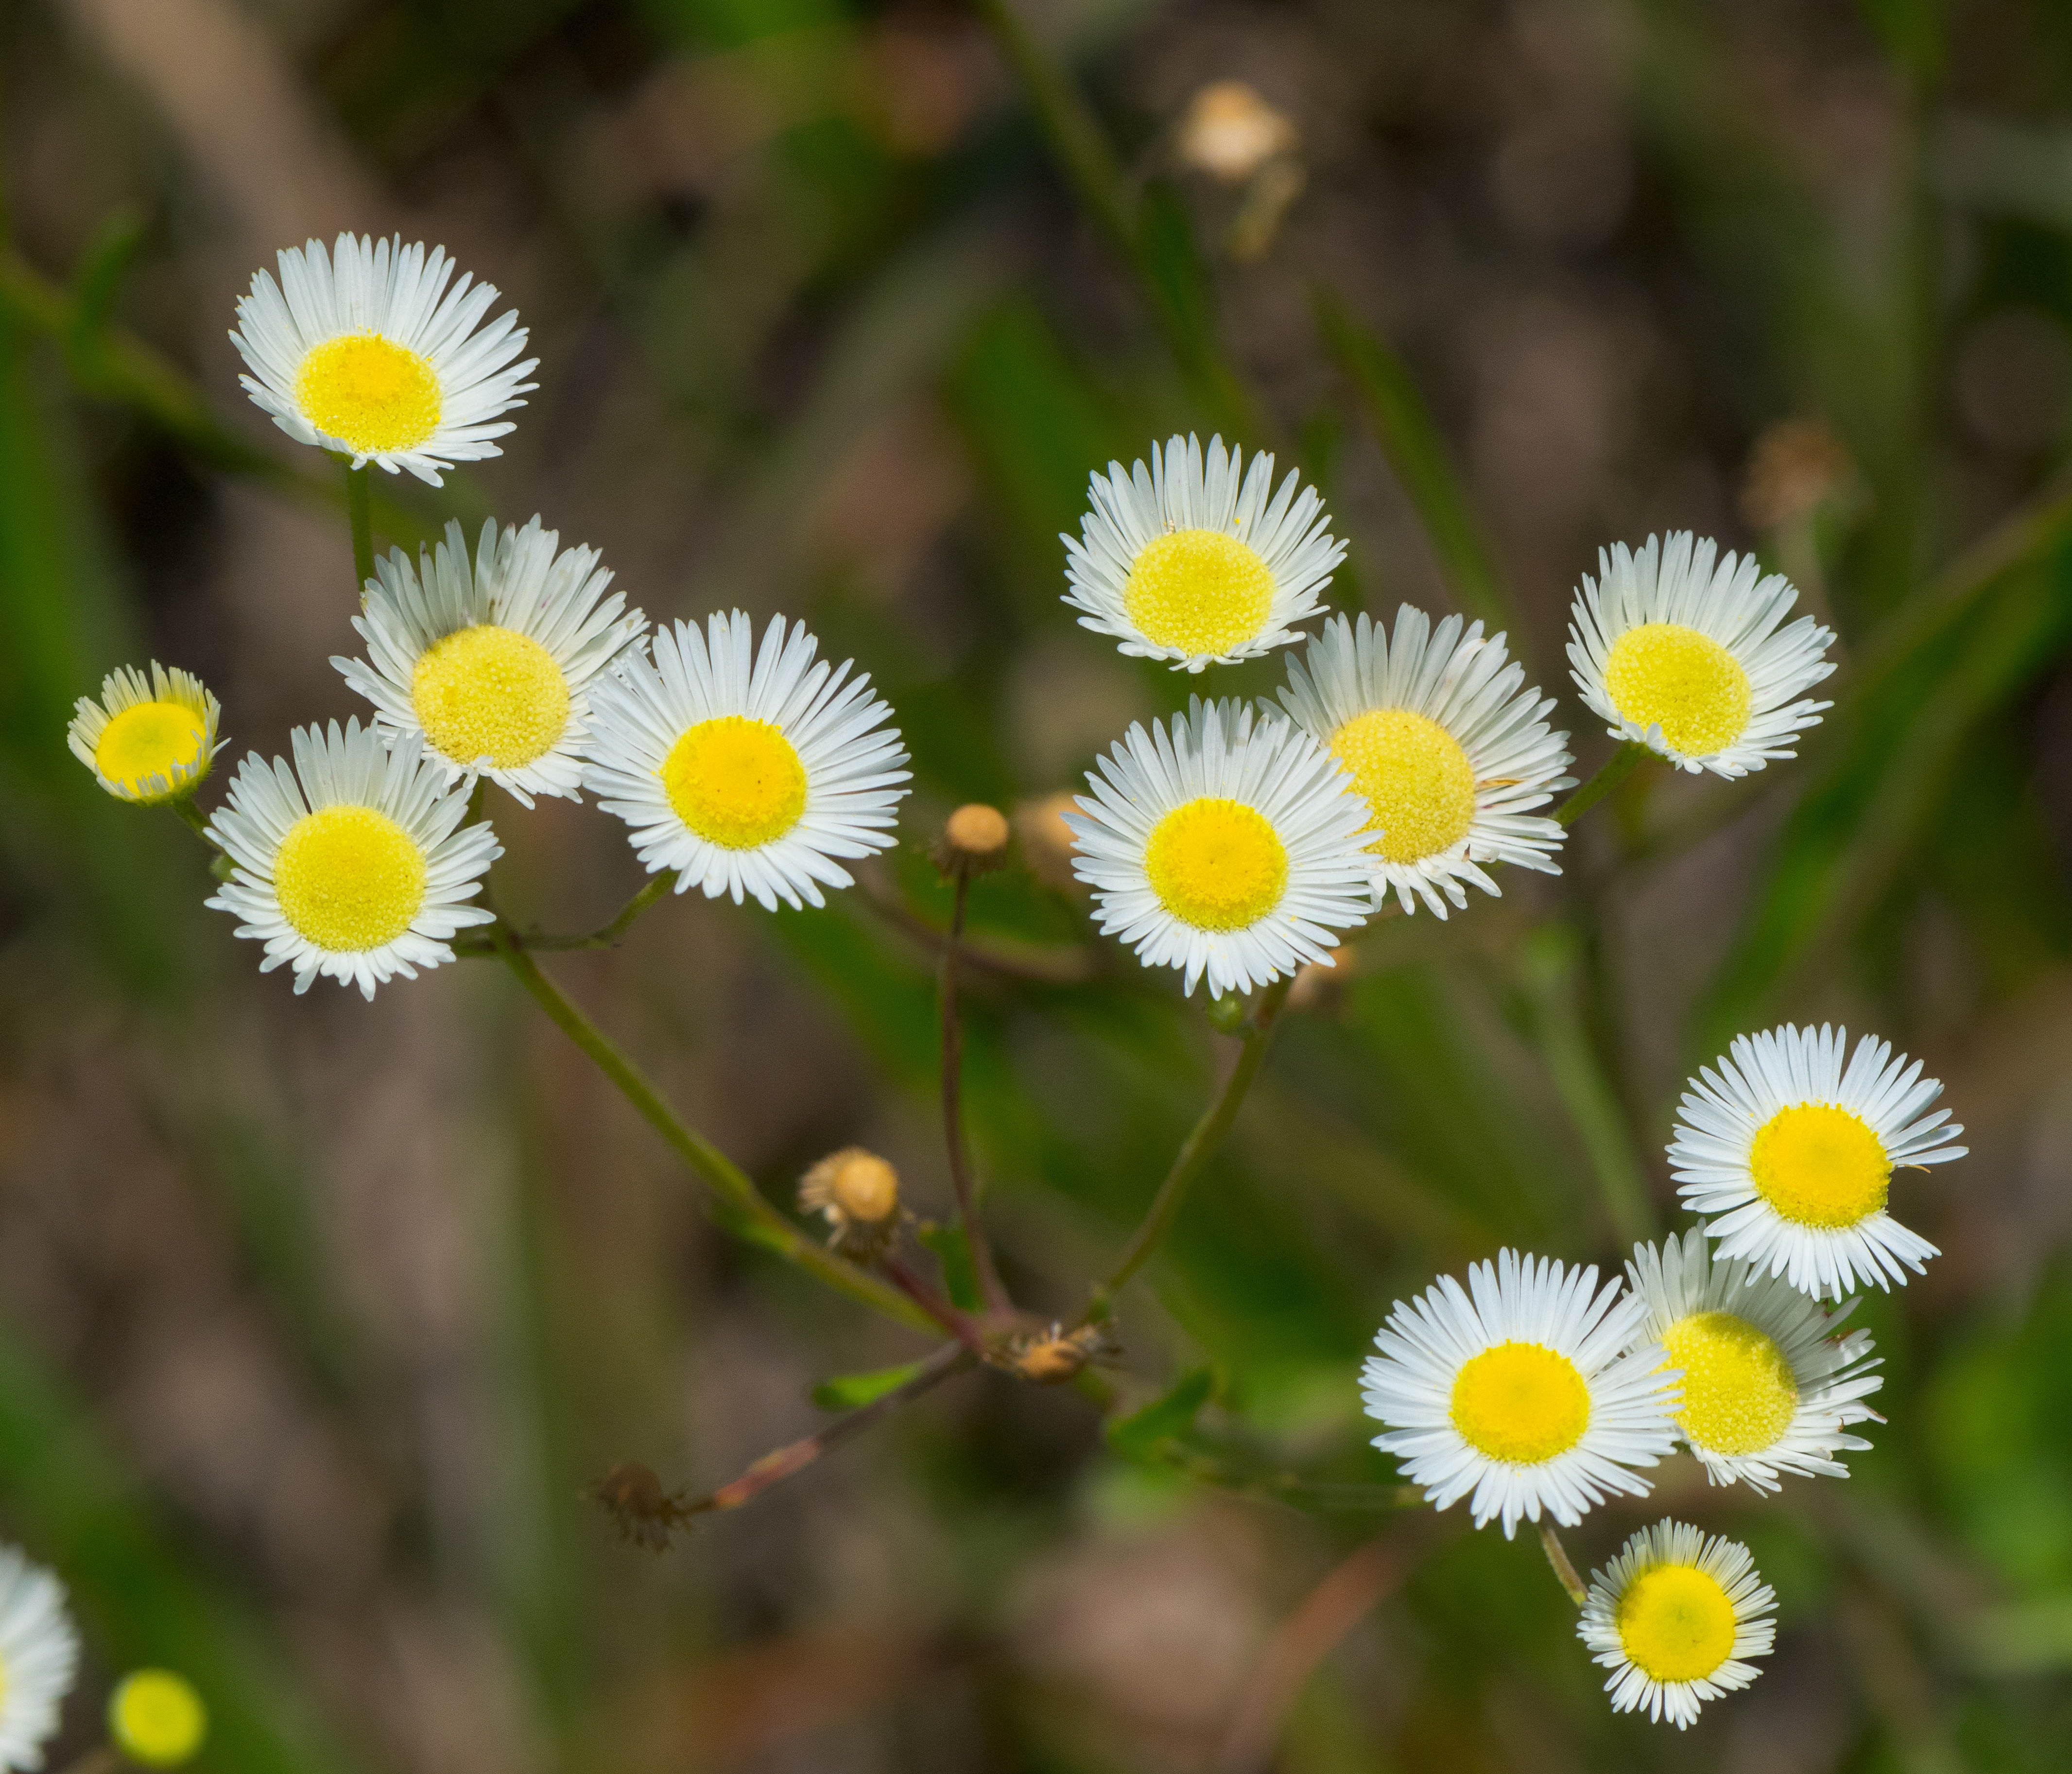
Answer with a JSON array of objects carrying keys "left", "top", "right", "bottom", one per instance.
[
  {"left": 1176, "top": 80, "right": 1297, "bottom": 184},
  {"left": 799, "top": 1147, "right": 906, "bottom": 1254},
  {"left": 68, "top": 663, "right": 222, "bottom": 804},
  {"left": 934, "top": 802, "right": 1012, "bottom": 875}
]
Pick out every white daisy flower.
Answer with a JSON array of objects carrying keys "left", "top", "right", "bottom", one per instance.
[
  {"left": 0, "top": 1542, "right": 80, "bottom": 1772},
  {"left": 1579, "top": 1518, "right": 1777, "bottom": 1729},
  {"left": 1567, "top": 532, "right": 1835, "bottom": 776},
  {"left": 1275, "top": 607, "right": 1572, "bottom": 917},
  {"left": 1063, "top": 697, "right": 1371, "bottom": 998},
  {"left": 333, "top": 516, "right": 645, "bottom": 809},
  {"left": 1063, "top": 433, "right": 1343, "bottom": 671},
  {"left": 1359, "top": 1248, "right": 1679, "bottom": 1539},
  {"left": 67, "top": 661, "right": 223, "bottom": 803},
  {"left": 1671, "top": 1023, "right": 1966, "bottom": 1301},
  {"left": 1627, "top": 1226, "right": 1883, "bottom": 1492},
  {"left": 229, "top": 233, "right": 538, "bottom": 486},
  {"left": 205, "top": 719, "right": 501, "bottom": 1000},
  {"left": 584, "top": 611, "right": 910, "bottom": 912}
]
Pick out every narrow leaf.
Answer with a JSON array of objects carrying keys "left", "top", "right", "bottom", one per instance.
[
  {"left": 1106, "top": 1366, "right": 1216, "bottom": 1461},
  {"left": 812, "top": 1360, "right": 930, "bottom": 1412}
]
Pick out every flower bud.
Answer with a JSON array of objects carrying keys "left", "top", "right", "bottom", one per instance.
[
  {"left": 1014, "top": 792, "right": 1084, "bottom": 894},
  {"left": 934, "top": 801, "right": 1012, "bottom": 875},
  {"left": 1005, "top": 1322, "right": 1114, "bottom": 1385},
  {"left": 800, "top": 1147, "right": 906, "bottom": 1253},
  {"left": 1176, "top": 80, "right": 1297, "bottom": 185}
]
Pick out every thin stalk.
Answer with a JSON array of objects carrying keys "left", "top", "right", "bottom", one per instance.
[
  {"left": 1554, "top": 741, "right": 1650, "bottom": 827},
  {"left": 883, "top": 1253, "right": 991, "bottom": 1356},
  {"left": 493, "top": 933, "right": 934, "bottom": 1333},
  {"left": 458, "top": 872, "right": 676, "bottom": 956},
  {"left": 1540, "top": 1523, "right": 1587, "bottom": 1607},
  {"left": 693, "top": 1343, "right": 970, "bottom": 1515},
  {"left": 168, "top": 796, "right": 213, "bottom": 841},
  {"left": 1091, "top": 974, "right": 1294, "bottom": 1308},
  {"left": 939, "top": 870, "right": 1010, "bottom": 1313},
  {"left": 345, "top": 461, "right": 375, "bottom": 592}
]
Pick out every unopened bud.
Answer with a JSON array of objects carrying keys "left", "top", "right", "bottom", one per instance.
[
  {"left": 1004, "top": 1322, "right": 1114, "bottom": 1385},
  {"left": 587, "top": 1461, "right": 691, "bottom": 1552},
  {"left": 1176, "top": 80, "right": 1297, "bottom": 185},
  {"left": 935, "top": 801, "right": 1012, "bottom": 874},
  {"left": 1742, "top": 417, "right": 1853, "bottom": 530},
  {"left": 1014, "top": 791, "right": 1085, "bottom": 894},
  {"left": 800, "top": 1147, "right": 906, "bottom": 1253}
]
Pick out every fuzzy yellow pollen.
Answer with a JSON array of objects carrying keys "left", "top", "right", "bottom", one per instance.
[
  {"left": 1603, "top": 622, "right": 1752, "bottom": 756},
  {"left": 1750, "top": 1103, "right": 1890, "bottom": 1229},
  {"left": 1450, "top": 1340, "right": 1590, "bottom": 1463},
  {"left": 95, "top": 700, "right": 207, "bottom": 798},
  {"left": 273, "top": 805, "right": 427, "bottom": 952},
  {"left": 295, "top": 333, "right": 442, "bottom": 454},
  {"left": 663, "top": 715, "right": 807, "bottom": 850},
  {"left": 108, "top": 1670, "right": 209, "bottom": 1769},
  {"left": 1660, "top": 1310, "right": 1798, "bottom": 1455},
  {"left": 411, "top": 625, "right": 570, "bottom": 770},
  {"left": 1144, "top": 797, "right": 1288, "bottom": 931},
  {"left": 1123, "top": 529, "right": 1276, "bottom": 656},
  {"left": 1615, "top": 1564, "right": 1737, "bottom": 1683},
  {"left": 1329, "top": 708, "right": 1477, "bottom": 863}
]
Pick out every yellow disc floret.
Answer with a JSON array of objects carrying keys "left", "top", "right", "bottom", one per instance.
[
  {"left": 1615, "top": 1564, "right": 1738, "bottom": 1683},
  {"left": 1450, "top": 1340, "right": 1591, "bottom": 1464},
  {"left": 1328, "top": 708, "right": 1477, "bottom": 863},
  {"left": 411, "top": 624, "right": 571, "bottom": 770},
  {"left": 663, "top": 715, "right": 808, "bottom": 850},
  {"left": 1144, "top": 797, "right": 1288, "bottom": 931},
  {"left": 1750, "top": 1103, "right": 1890, "bottom": 1229},
  {"left": 1123, "top": 529, "right": 1276, "bottom": 656},
  {"left": 1603, "top": 622, "right": 1752, "bottom": 756},
  {"left": 95, "top": 700, "right": 208, "bottom": 799},
  {"left": 273, "top": 805, "right": 428, "bottom": 952},
  {"left": 1660, "top": 1310, "right": 1798, "bottom": 1456},
  {"left": 295, "top": 333, "right": 442, "bottom": 454},
  {"left": 109, "top": 1670, "right": 209, "bottom": 1768}
]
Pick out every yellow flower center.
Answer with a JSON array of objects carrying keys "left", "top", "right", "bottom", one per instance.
[
  {"left": 1143, "top": 797, "right": 1288, "bottom": 931},
  {"left": 273, "top": 805, "right": 427, "bottom": 952},
  {"left": 1616, "top": 1564, "right": 1738, "bottom": 1684},
  {"left": 663, "top": 715, "right": 808, "bottom": 850},
  {"left": 1328, "top": 708, "right": 1477, "bottom": 863},
  {"left": 410, "top": 625, "right": 570, "bottom": 770},
  {"left": 294, "top": 333, "right": 442, "bottom": 454},
  {"left": 109, "top": 1670, "right": 209, "bottom": 1769},
  {"left": 1750, "top": 1103, "right": 1890, "bottom": 1229},
  {"left": 1660, "top": 1310, "right": 1799, "bottom": 1456},
  {"left": 1603, "top": 622, "right": 1752, "bottom": 755},
  {"left": 1122, "top": 529, "right": 1276, "bottom": 656},
  {"left": 95, "top": 700, "right": 207, "bottom": 798},
  {"left": 1449, "top": 1340, "right": 1590, "bottom": 1464}
]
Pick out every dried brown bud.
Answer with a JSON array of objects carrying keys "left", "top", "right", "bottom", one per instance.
[
  {"left": 1742, "top": 418, "right": 1854, "bottom": 530},
  {"left": 800, "top": 1147, "right": 905, "bottom": 1253},
  {"left": 1014, "top": 792, "right": 1084, "bottom": 894},
  {"left": 588, "top": 1461, "right": 692, "bottom": 1552},
  {"left": 934, "top": 801, "right": 1012, "bottom": 874},
  {"left": 1004, "top": 1322, "right": 1115, "bottom": 1386},
  {"left": 1176, "top": 80, "right": 1298, "bottom": 185}
]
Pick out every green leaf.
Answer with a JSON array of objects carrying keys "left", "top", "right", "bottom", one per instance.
[
  {"left": 811, "top": 1360, "right": 930, "bottom": 1412},
  {"left": 1106, "top": 1366, "right": 1216, "bottom": 1461},
  {"left": 917, "top": 1222, "right": 984, "bottom": 1311},
  {"left": 1314, "top": 288, "right": 1516, "bottom": 636}
]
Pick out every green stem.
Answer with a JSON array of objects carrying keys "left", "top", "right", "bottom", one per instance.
[
  {"left": 455, "top": 873, "right": 675, "bottom": 956},
  {"left": 493, "top": 933, "right": 935, "bottom": 1333},
  {"left": 1554, "top": 741, "right": 1650, "bottom": 828},
  {"left": 168, "top": 796, "right": 214, "bottom": 841},
  {"left": 1091, "top": 974, "right": 1294, "bottom": 1308},
  {"left": 1540, "top": 1524, "right": 1588, "bottom": 1607},
  {"left": 939, "top": 870, "right": 1010, "bottom": 1314},
  {"left": 345, "top": 461, "right": 374, "bottom": 593}
]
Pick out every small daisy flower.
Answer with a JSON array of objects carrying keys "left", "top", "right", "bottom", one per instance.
[
  {"left": 1064, "top": 697, "right": 1371, "bottom": 998},
  {"left": 1359, "top": 1248, "right": 1680, "bottom": 1539},
  {"left": 0, "top": 1542, "right": 81, "bottom": 1772},
  {"left": 67, "top": 662, "right": 222, "bottom": 803},
  {"left": 1671, "top": 1024, "right": 1966, "bottom": 1301},
  {"left": 1627, "top": 1226, "right": 1882, "bottom": 1492},
  {"left": 584, "top": 611, "right": 910, "bottom": 912},
  {"left": 205, "top": 719, "right": 500, "bottom": 1000},
  {"left": 1276, "top": 607, "right": 1572, "bottom": 917},
  {"left": 333, "top": 516, "right": 645, "bottom": 808},
  {"left": 1579, "top": 1518, "right": 1777, "bottom": 1729},
  {"left": 230, "top": 233, "right": 538, "bottom": 486},
  {"left": 1567, "top": 532, "right": 1835, "bottom": 777},
  {"left": 1063, "top": 434, "right": 1343, "bottom": 671}
]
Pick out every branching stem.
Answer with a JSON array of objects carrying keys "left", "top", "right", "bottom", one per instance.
[{"left": 457, "top": 873, "right": 674, "bottom": 956}]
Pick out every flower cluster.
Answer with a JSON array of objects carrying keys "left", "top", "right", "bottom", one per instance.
[{"left": 65, "top": 231, "right": 1956, "bottom": 1737}]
